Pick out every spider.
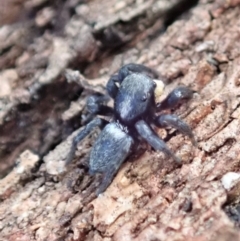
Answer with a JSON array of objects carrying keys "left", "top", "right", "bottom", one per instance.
[{"left": 67, "top": 63, "right": 196, "bottom": 195}]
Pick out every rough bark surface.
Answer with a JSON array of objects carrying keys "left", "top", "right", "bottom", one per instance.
[{"left": 1, "top": 0, "right": 240, "bottom": 240}]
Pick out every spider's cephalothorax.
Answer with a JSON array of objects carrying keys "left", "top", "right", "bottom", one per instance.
[
  {"left": 67, "top": 63, "right": 196, "bottom": 195},
  {"left": 115, "top": 73, "right": 156, "bottom": 124}
]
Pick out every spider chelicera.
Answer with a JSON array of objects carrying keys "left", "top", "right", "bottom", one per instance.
[{"left": 67, "top": 63, "right": 196, "bottom": 195}]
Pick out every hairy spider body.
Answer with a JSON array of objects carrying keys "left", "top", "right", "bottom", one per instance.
[
  {"left": 89, "top": 122, "right": 133, "bottom": 194},
  {"left": 67, "top": 64, "right": 195, "bottom": 195},
  {"left": 115, "top": 73, "right": 155, "bottom": 124}
]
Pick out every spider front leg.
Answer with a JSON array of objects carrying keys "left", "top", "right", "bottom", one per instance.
[
  {"left": 135, "top": 120, "right": 181, "bottom": 165},
  {"left": 82, "top": 93, "right": 113, "bottom": 124},
  {"left": 106, "top": 74, "right": 119, "bottom": 98},
  {"left": 155, "top": 114, "right": 197, "bottom": 146},
  {"left": 156, "top": 86, "right": 194, "bottom": 111},
  {"left": 66, "top": 117, "right": 108, "bottom": 164}
]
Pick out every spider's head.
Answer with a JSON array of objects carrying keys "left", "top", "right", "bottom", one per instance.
[{"left": 115, "top": 73, "right": 159, "bottom": 124}]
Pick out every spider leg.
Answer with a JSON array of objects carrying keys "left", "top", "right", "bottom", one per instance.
[
  {"left": 135, "top": 120, "right": 181, "bottom": 165},
  {"left": 156, "top": 86, "right": 194, "bottom": 111},
  {"left": 155, "top": 114, "right": 197, "bottom": 146},
  {"left": 107, "top": 63, "right": 159, "bottom": 98},
  {"left": 95, "top": 167, "right": 118, "bottom": 196},
  {"left": 66, "top": 117, "right": 108, "bottom": 164},
  {"left": 118, "top": 63, "right": 159, "bottom": 83},
  {"left": 82, "top": 93, "right": 113, "bottom": 124},
  {"left": 106, "top": 74, "right": 119, "bottom": 98}
]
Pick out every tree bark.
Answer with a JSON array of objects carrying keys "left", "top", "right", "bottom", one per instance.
[{"left": 1, "top": 0, "right": 240, "bottom": 240}]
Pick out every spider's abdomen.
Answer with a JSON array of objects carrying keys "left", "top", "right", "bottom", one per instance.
[{"left": 89, "top": 122, "right": 133, "bottom": 175}]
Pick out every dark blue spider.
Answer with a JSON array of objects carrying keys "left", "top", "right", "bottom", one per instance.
[{"left": 67, "top": 63, "right": 196, "bottom": 195}]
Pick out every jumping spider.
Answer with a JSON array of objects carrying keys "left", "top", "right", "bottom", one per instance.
[{"left": 67, "top": 63, "right": 196, "bottom": 195}]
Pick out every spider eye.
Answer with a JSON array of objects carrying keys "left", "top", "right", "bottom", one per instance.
[
  {"left": 141, "top": 93, "right": 149, "bottom": 101},
  {"left": 153, "top": 81, "right": 157, "bottom": 88},
  {"left": 141, "top": 95, "right": 147, "bottom": 101}
]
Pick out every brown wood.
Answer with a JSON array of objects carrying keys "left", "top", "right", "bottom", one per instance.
[{"left": 1, "top": 0, "right": 240, "bottom": 240}]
